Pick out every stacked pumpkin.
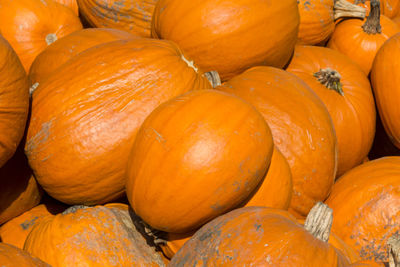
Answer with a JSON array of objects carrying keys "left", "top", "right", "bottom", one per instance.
[{"left": 0, "top": 0, "right": 400, "bottom": 266}]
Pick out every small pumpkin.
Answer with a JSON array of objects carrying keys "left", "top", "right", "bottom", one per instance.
[
  {"left": 328, "top": 0, "right": 400, "bottom": 74},
  {"left": 0, "top": 243, "right": 50, "bottom": 267},
  {"left": 152, "top": 0, "right": 300, "bottom": 81},
  {"left": 126, "top": 89, "right": 274, "bottom": 233},
  {"left": 0, "top": 0, "right": 83, "bottom": 72},
  {"left": 55, "top": 0, "right": 79, "bottom": 15},
  {"left": 286, "top": 45, "right": 376, "bottom": 177},
  {"left": 24, "top": 204, "right": 165, "bottom": 266},
  {"left": 29, "top": 28, "right": 137, "bottom": 86}
]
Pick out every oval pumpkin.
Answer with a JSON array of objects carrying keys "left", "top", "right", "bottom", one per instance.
[
  {"left": 286, "top": 46, "right": 376, "bottom": 177},
  {"left": 24, "top": 204, "right": 165, "bottom": 266},
  {"left": 0, "top": 243, "right": 50, "bottom": 267},
  {"left": 370, "top": 32, "right": 400, "bottom": 149},
  {"left": 29, "top": 28, "right": 137, "bottom": 86},
  {"left": 152, "top": 0, "right": 299, "bottom": 81},
  {"left": 126, "top": 89, "right": 274, "bottom": 233},
  {"left": 0, "top": 0, "right": 82, "bottom": 72},
  {"left": 325, "top": 157, "right": 400, "bottom": 262},
  {"left": 218, "top": 66, "right": 337, "bottom": 218},
  {"left": 25, "top": 38, "right": 211, "bottom": 205}
]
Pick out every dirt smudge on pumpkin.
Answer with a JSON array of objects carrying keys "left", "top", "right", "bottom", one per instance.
[
  {"left": 25, "top": 120, "right": 53, "bottom": 156},
  {"left": 20, "top": 216, "right": 40, "bottom": 230}
]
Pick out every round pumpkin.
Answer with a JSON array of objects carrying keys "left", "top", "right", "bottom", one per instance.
[
  {"left": 328, "top": 0, "right": 400, "bottom": 74},
  {"left": 286, "top": 45, "right": 376, "bottom": 177},
  {"left": 370, "top": 32, "right": 400, "bottom": 149},
  {"left": 29, "top": 28, "right": 137, "bottom": 86},
  {"left": 152, "top": 0, "right": 299, "bottom": 81},
  {"left": 325, "top": 157, "right": 400, "bottom": 262},
  {"left": 126, "top": 89, "right": 273, "bottom": 233},
  {"left": 24, "top": 204, "right": 165, "bottom": 266},
  {"left": 217, "top": 66, "right": 337, "bottom": 218},
  {"left": 0, "top": 243, "right": 50, "bottom": 267},
  {"left": 0, "top": 0, "right": 82, "bottom": 72},
  {"left": 55, "top": 0, "right": 79, "bottom": 15},
  {"left": 77, "top": 0, "right": 158, "bottom": 37},
  {"left": 0, "top": 35, "right": 29, "bottom": 167},
  {"left": 25, "top": 38, "right": 211, "bottom": 205}
]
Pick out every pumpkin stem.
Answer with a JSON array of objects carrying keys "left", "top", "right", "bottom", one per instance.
[
  {"left": 45, "top": 33, "right": 58, "bottom": 45},
  {"left": 362, "top": 0, "right": 382, "bottom": 34},
  {"left": 388, "top": 234, "right": 400, "bottom": 267},
  {"left": 334, "top": 0, "right": 366, "bottom": 20},
  {"left": 204, "top": 71, "right": 222, "bottom": 88},
  {"left": 304, "top": 202, "right": 333, "bottom": 242},
  {"left": 313, "top": 68, "right": 344, "bottom": 95}
]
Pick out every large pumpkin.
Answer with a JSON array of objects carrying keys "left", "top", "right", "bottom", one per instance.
[
  {"left": 0, "top": 35, "right": 29, "bottom": 167},
  {"left": 25, "top": 38, "right": 211, "bottom": 205},
  {"left": 328, "top": 0, "right": 400, "bottom": 74},
  {"left": 370, "top": 32, "right": 400, "bottom": 149},
  {"left": 126, "top": 89, "right": 274, "bottom": 233},
  {"left": 152, "top": 0, "right": 299, "bottom": 81},
  {"left": 286, "top": 46, "right": 375, "bottom": 177},
  {"left": 325, "top": 157, "right": 400, "bottom": 262},
  {"left": 0, "top": 243, "right": 50, "bottom": 267},
  {"left": 0, "top": 0, "right": 82, "bottom": 72},
  {"left": 218, "top": 66, "right": 337, "bottom": 218},
  {"left": 24, "top": 204, "right": 165, "bottom": 266},
  {"left": 29, "top": 28, "right": 137, "bottom": 86},
  {"left": 77, "top": 0, "right": 158, "bottom": 37}
]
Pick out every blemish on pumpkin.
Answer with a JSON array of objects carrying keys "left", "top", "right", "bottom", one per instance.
[
  {"left": 29, "top": 82, "right": 39, "bottom": 96},
  {"left": 26, "top": 120, "right": 53, "bottom": 155},
  {"left": 20, "top": 216, "right": 40, "bottom": 230},
  {"left": 181, "top": 55, "right": 198, "bottom": 73},
  {"left": 254, "top": 223, "right": 262, "bottom": 231},
  {"left": 150, "top": 128, "right": 166, "bottom": 144}
]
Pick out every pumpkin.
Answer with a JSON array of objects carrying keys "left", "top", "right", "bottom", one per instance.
[
  {"left": 169, "top": 203, "right": 350, "bottom": 266},
  {"left": 349, "top": 0, "right": 400, "bottom": 18},
  {"left": 29, "top": 28, "right": 137, "bottom": 86},
  {"left": 0, "top": 200, "right": 66, "bottom": 249},
  {"left": 55, "top": 0, "right": 79, "bottom": 15},
  {"left": 24, "top": 204, "right": 165, "bottom": 266},
  {"left": 126, "top": 89, "right": 273, "bottom": 233},
  {"left": 158, "top": 232, "right": 193, "bottom": 260},
  {"left": 77, "top": 0, "right": 158, "bottom": 37},
  {"left": 297, "top": 0, "right": 365, "bottom": 45},
  {"left": 217, "top": 66, "right": 337, "bottom": 218},
  {"left": 286, "top": 46, "right": 375, "bottom": 177},
  {"left": 0, "top": 0, "right": 82, "bottom": 72},
  {"left": 325, "top": 157, "right": 400, "bottom": 262},
  {"left": 370, "top": 32, "right": 400, "bottom": 149},
  {"left": 328, "top": 0, "right": 400, "bottom": 74},
  {"left": 25, "top": 38, "right": 211, "bottom": 205},
  {"left": 152, "top": 0, "right": 299, "bottom": 81},
  {"left": 0, "top": 243, "right": 50, "bottom": 267},
  {"left": 0, "top": 35, "right": 29, "bottom": 167},
  {"left": 393, "top": 16, "right": 400, "bottom": 26}
]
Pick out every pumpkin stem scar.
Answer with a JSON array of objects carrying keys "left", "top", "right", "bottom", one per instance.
[
  {"left": 334, "top": 0, "right": 366, "bottom": 20},
  {"left": 45, "top": 33, "right": 58, "bottom": 45},
  {"left": 388, "top": 234, "right": 400, "bottom": 267},
  {"left": 362, "top": 0, "right": 382, "bottom": 34},
  {"left": 62, "top": 205, "right": 88, "bottom": 214},
  {"left": 314, "top": 68, "right": 344, "bottom": 96},
  {"left": 304, "top": 202, "right": 333, "bottom": 242},
  {"left": 204, "top": 71, "right": 221, "bottom": 88}
]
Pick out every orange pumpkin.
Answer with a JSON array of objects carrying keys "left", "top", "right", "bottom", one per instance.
[
  {"left": 77, "top": 0, "right": 158, "bottom": 37},
  {"left": 0, "top": 243, "right": 50, "bottom": 266},
  {"left": 286, "top": 46, "right": 375, "bottom": 177},
  {"left": 370, "top": 32, "right": 400, "bottom": 149},
  {"left": 152, "top": 0, "right": 299, "bottom": 81},
  {"left": 349, "top": 0, "right": 400, "bottom": 18},
  {"left": 25, "top": 38, "right": 211, "bottom": 205},
  {"left": 218, "top": 66, "right": 337, "bottom": 218},
  {"left": 29, "top": 28, "right": 137, "bottom": 86},
  {"left": 393, "top": 16, "right": 400, "bottom": 26},
  {"left": 0, "top": 35, "right": 29, "bottom": 167},
  {"left": 55, "top": 0, "right": 79, "bottom": 15},
  {"left": 328, "top": 0, "right": 400, "bottom": 74},
  {"left": 0, "top": 0, "right": 82, "bottom": 72},
  {"left": 126, "top": 89, "right": 274, "bottom": 233},
  {"left": 325, "top": 157, "right": 400, "bottom": 262},
  {"left": 24, "top": 204, "right": 165, "bottom": 266},
  {"left": 158, "top": 232, "right": 193, "bottom": 260}
]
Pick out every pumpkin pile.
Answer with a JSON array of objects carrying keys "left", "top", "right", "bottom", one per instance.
[{"left": 1, "top": 0, "right": 400, "bottom": 266}]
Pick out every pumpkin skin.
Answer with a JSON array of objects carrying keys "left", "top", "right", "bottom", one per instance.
[
  {"left": 0, "top": 35, "right": 29, "bottom": 167},
  {"left": 29, "top": 28, "right": 137, "bottom": 86},
  {"left": 152, "top": 0, "right": 299, "bottom": 81},
  {"left": 169, "top": 206, "right": 350, "bottom": 266},
  {"left": 370, "top": 33, "right": 400, "bottom": 149},
  {"left": 286, "top": 46, "right": 376, "bottom": 177},
  {"left": 0, "top": 243, "right": 50, "bottom": 267},
  {"left": 325, "top": 157, "right": 400, "bottom": 262},
  {"left": 77, "top": 0, "right": 158, "bottom": 37},
  {"left": 393, "top": 16, "right": 400, "bottom": 26},
  {"left": 126, "top": 89, "right": 274, "bottom": 233},
  {"left": 55, "top": 0, "right": 79, "bottom": 15},
  {"left": 25, "top": 38, "right": 211, "bottom": 205},
  {"left": 24, "top": 204, "right": 165, "bottom": 267},
  {"left": 0, "top": 0, "right": 83, "bottom": 72},
  {"left": 218, "top": 66, "right": 337, "bottom": 218}
]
